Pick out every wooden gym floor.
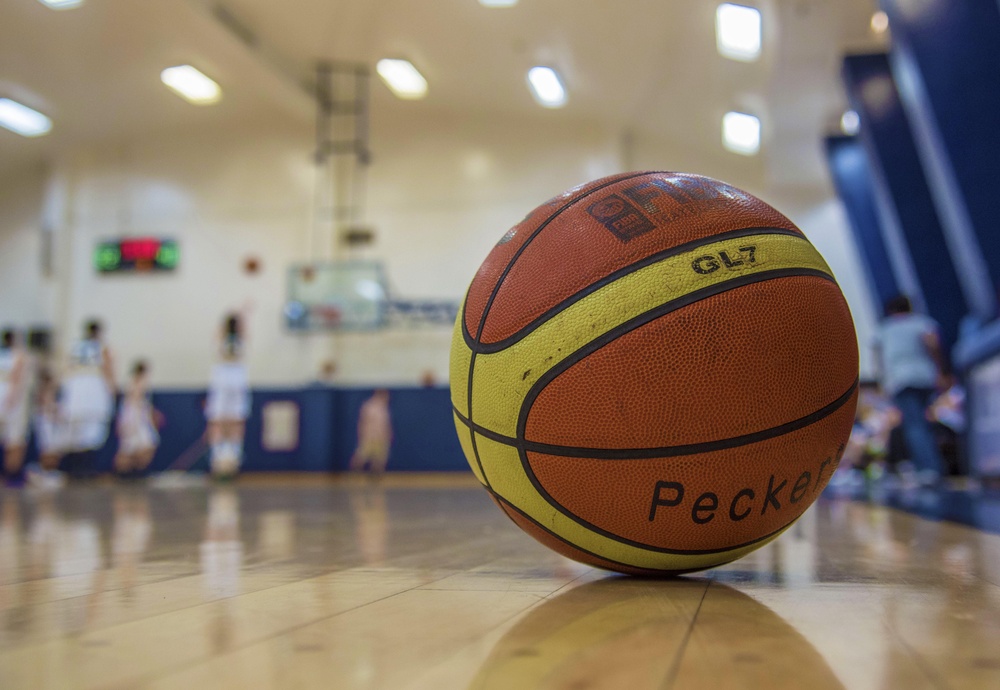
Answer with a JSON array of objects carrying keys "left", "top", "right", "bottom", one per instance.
[{"left": 1, "top": 475, "right": 999, "bottom": 689}]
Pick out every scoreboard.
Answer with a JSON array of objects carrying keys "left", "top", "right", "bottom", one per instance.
[{"left": 95, "top": 237, "right": 179, "bottom": 273}]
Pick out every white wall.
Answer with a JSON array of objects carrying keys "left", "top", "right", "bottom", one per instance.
[
  {"left": 0, "top": 112, "right": 622, "bottom": 387},
  {"left": 0, "top": 165, "right": 54, "bottom": 329},
  {"left": 0, "top": 110, "right": 876, "bottom": 387}
]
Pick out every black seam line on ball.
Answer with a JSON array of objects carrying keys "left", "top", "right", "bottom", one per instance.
[
  {"left": 465, "top": 226, "right": 808, "bottom": 355},
  {"left": 486, "top": 488, "right": 704, "bottom": 573},
  {"left": 520, "top": 434, "right": 806, "bottom": 555},
  {"left": 456, "top": 299, "right": 490, "bottom": 486},
  {"left": 464, "top": 171, "right": 661, "bottom": 491},
  {"left": 526, "top": 378, "right": 859, "bottom": 459},
  {"left": 486, "top": 488, "right": 661, "bottom": 572},
  {"left": 489, "top": 476, "right": 801, "bottom": 557},
  {"left": 514, "top": 267, "right": 842, "bottom": 454},
  {"left": 452, "top": 375, "right": 857, "bottom": 460},
  {"left": 460, "top": 170, "right": 671, "bottom": 351}
]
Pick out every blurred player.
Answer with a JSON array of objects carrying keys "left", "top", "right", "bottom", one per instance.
[
  {"left": 28, "top": 367, "right": 68, "bottom": 488},
  {"left": 349, "top": 389, "right": 392, "bottom": 475},
  {"left": 206, "top": 309, "right": 251, "bottom": 478},
  {"left": 873, "top": 295, "right": 948, "bottom": 486},
  {"left": 114, "top": 360, "right": 160, "bottom": 477},
  {"left": 835, "top": 382, "right": 901, "bottom": 487},
  {"left": 0, "top": 329, "right": 31, "bottom": 485},
  {"left": 61, "top": 320, "right": 115, "bottom": 476}
]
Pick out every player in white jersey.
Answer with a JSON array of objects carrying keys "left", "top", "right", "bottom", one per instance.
[
  {"left": 61, "top": 320, "right": 116, "bottom": 475},
  {"left": 0, "top": 329, "right": 31, "bottom": 485},
  {"left": 33, "top": 368, "right": 67, "bottom": 471},
  {"left": 115, "top": 360, "right": 160, "bottom": 476},
  {"left": 205, "top": 311, "right": 251, "bottom": 478}
]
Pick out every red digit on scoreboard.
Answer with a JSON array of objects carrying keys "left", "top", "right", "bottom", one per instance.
[{"left": 121, "top": 238, "right": 161, "bottom": 262}]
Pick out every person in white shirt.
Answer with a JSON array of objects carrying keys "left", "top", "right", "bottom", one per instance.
[
  {"left": 33, "top": 367, "right": 67, "bottom": 473},
  {"left": 115, "top": 360, "right": 160, "bottom": 476},
  {"left": 873, "top": 295, "right": 947, "bottom": 485},
  {"left": 62, "top": 320, "right": 116, "bottom": 476},
  {"left": 206, "top": 311, "right": 251, "bottom": 478}
]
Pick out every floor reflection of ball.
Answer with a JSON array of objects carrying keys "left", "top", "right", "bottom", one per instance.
[{"left": 470, "top": 579, "right": 844, "bottom": 689}]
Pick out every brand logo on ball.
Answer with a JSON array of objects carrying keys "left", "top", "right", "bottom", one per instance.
[
  {"left": 588, "top": 196, "right": 626, "bottom": 219},
  {"left": 647, "top": 449, "right": 840, "bottom": 525},
  {"left": 586, "top": 194, "right": 656, "bottom": 242},
  {"left": 691, "top": 246, "right": 758, "bottom": 274}
]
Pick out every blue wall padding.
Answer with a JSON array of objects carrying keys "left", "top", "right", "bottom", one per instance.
[
  {"left": 880, "top": 0, "right": 1000, "bottom": 303},
  {"left": 333, "top": 388, "right": 468, "bottom": 472},
  {"left": 59, "top": 385, "right": 469, "bottom": 474},
  {"left": 824, "top": 135, "right": 899, "bottom": 308},
  {"left": 297, "top": 386, "right": 337, "bottom": 471},
  {"left": 842, "top": 53, "right": 967, "bottom": 350},
  {"left": 240, "top": 388, "right": 303, "bottom": 472}
]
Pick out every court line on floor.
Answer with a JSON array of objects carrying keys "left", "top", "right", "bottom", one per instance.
[{"left": 659, "top": 578, "right": 711, "bottom": 690}]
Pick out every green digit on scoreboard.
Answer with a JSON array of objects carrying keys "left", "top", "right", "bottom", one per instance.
[
  {"left": 156, "top": 241, "right": 179, "bottom": 269},
  {"left": 95, "top": 244, "right": 121, "bottom": 272}
]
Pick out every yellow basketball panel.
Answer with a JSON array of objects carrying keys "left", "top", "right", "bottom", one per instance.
[
  {"left": 474, "top": 433, "right": 792, "bottom": 571},
  {"left": 464, "top": 233, "right": 831, "bottom": 439}
]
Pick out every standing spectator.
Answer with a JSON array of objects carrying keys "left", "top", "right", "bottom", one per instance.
[
  {"left": 874, "top": 295, "right": 948, "bottom": 486},
  {"left": 349, "top": 389, "right": 392, "bottom": 475},
  {"left": 0, "top": 329, "right": 30, "bottom": 485},
  {"left": 30, "top": 368, "right": 67, "bottom": 485}
]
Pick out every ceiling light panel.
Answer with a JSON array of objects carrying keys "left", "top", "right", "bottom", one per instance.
[
  {"left": 722, "top": 111, "right": 760, "bottom": 155},
  {"left": 527, "top": 66, "right": 567, "bottom": 108},
  {"left": 478, "top": 0, "right": 518, "bottom": 6},
  {"left": 716, "top": 3, "right": 762, "bottom": 62},
  {"left": 0, "top": 99, "right": 52, "bottom": 137},
  {"left": 161, "top": 65, "right": 222, "bottom": 105},
  {"left": 376, "top": 59, "right": 428, "bottom": 99},
  {"left": 37, "top": 0, "right": 85, "bottom": 8}
]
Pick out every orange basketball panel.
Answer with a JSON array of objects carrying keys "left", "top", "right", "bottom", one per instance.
[
  {"left": 463, "top": 172, "right": 646, "bottom": 339},
  {"left": 524, "top": 276, "right": 858, "bottom": 450},
  {"left": 523, "top": 391, "right": 856, "bottom": 553},
  {"left": 465, "top": 172, "right": 800, "bottom": 346}
]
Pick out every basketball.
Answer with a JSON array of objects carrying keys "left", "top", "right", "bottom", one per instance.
[
  {"left": 450, "top": 171, "right": 860, "bottom": 575},
  {"left": 243, "top": 256, "right": 261, "bottom": 274}
]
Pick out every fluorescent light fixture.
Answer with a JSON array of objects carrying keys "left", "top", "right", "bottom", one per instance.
[
  {"left": 479, "top": 0, "right": 518, "bottom": 6},
  {"left": 722, "top": 111, "right": 760, "bottom": 155},
  {"left": 37, "top": 0, "right": 85, "bottom": 9},
  {"left": 716, "top": 3, "right": 762, "bottom": 62},
  {"left": 160, "top": 65, "right": 222, "bottom": 105},
  {"left": 376, "top": 59, "right": 428, "bottom": 99},
  {"left": 0, "top": 99, "right": 52, "bottom": 137},
  {"left": 840, "top": 110, "right": 860, "bottom": 135},
  {"left": 527, "top": 66, "right": 567, "bottom": 108},
  {"left": 870, "top": 10, "right": 889, "bottom": 34}
]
